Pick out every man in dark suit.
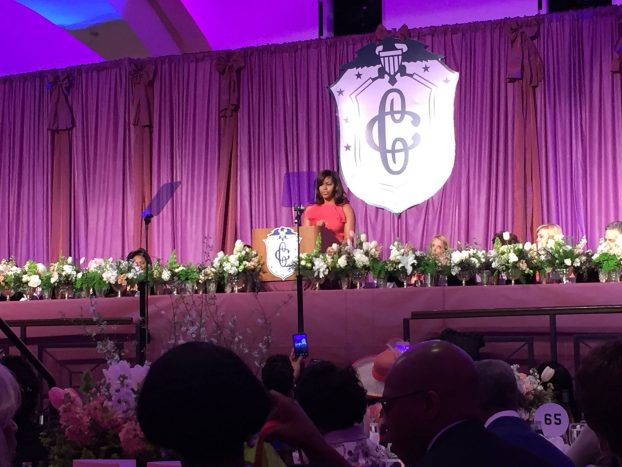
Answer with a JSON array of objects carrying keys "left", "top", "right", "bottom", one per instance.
[
  {"left": 475, "top": 359, "right": 574, "bottom": 467},
  {"left": 382, "top": 340, "right": 553, "bottom": 467}
]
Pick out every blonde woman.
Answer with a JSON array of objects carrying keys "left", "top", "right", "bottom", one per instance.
[{"left": 535, "top": 224, "right": 563, "bottom": 249}]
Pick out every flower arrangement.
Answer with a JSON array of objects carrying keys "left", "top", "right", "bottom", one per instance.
[
  {"left": 326, "top": 242, "right": 355, "bottom": 278},
  {"left": 43, "top": 361, "right": 160, "bottom": 466},
  {"left": 493, "top": 242, "right": 533, "bottom": 283},
  {"left": 511, "top": 364, "right": 555, "bottom": 420},
  {"left": 592, "top": 240, "right": 622, "bottom": 274},
  {"left": 50, "top": 256, "right": 80, "bottom": 287},
  {"left": 0, "top": 257, "right": 23, "bottom": 294},
  {"left": 21, "top": 260, "right": 45, "bottom": 289},
  {"left": 75, "top": 258, "right": 112, "bottom": 295},
  {"left": 450, "top": 247, "right": 486, "bottom": 276},
  {"left": 543, "top": 236, "right": 585, "bottom": 270},
  {"left": 387, "top": 240, "right": 416, "bottom": 276}
]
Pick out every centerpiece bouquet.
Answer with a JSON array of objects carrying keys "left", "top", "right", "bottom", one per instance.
[
  {"left": 326, "top": 243, "right": 355, "bottom": 288},
  {"left": 542, "top": 236, "right": 585, "bottom": 283},
  {"left": 450, "top": 246, "right": 486, "bottom": 286},
  {"left": 492, "top": 242, "right": 533, "bottom": 284},
  {"left": 218, "top": 241, "right": 263, "bottom": 292},
  {"left": 75, "top": 258, "right": 112, "bottom": 297},
  {"left": 43, "top": 360, "right": 159, "bottom": 466},
  {"left": 151, "top": 257, "right": 173, "bottom": 294},
  {"left": 386, "top": 240, "right": 416, "bottom": 286},
  {"left": 592, "top": 239, "right": 622, "bottom": 282},
  {"left": 20, "top": 260, "right": 46, "bottom": 299},
  {"left": 511, "top": 364, "right": 555, "bottom": 421},
  {"left": 197, "top": 262, "right": 218, "bottom": 293},
  {"left": 49, "top": 256, "right": 79, "bottom": 298},
  {"left": 293, "top": 235, "right": 330, "bottom": 289}
]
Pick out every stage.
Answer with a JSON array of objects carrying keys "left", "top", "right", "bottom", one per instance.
[{"left": 2, "top": 282, "right": 622, "bottom": 387}]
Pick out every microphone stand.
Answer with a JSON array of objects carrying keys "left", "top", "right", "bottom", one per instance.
[
  {"left": 137, "top": 214, "right": 152, "bottom": 365},
  {"left": 294, "top": 205, "right": 305, "bottom": 333}
]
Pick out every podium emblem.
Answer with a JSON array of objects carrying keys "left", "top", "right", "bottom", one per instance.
[
  {"left": 331, "top": 35, "right": 459, "bottom": 213},
  {"left": 263, "top": 227, "right": 301, "bottom": 280}
]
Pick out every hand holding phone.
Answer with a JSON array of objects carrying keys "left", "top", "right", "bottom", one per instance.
[{"left": 292, "top": 333, "right": 309, "bottom": 357}]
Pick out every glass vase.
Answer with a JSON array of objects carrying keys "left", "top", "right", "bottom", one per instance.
[
  {"left": 424, "top": 273, "right": 436, "bottom": 287},
  {"left": 311, "top": 276, "right": 325, "bottom": 291},
  {"left": 351, "top": 270, "right": 367, "bottom": 289},
  {"left": 506, "top": 269, "right": 522, "bottom": 286},
  {"left": 1, "top": 287, "right": 14, "bottom": 301},
  {"left": 456, "top": 270, "right": 472, "bottom": 287},
  {"left": 111, "top": 283, "right": 126, "bottom": 297},
  {"left": 555, "top": 267, "right": 570, "bottom": 284},
  {"left": 58, "top": 284, "right": 73, "bottom": 300},
  {"left": 339, "top": 276, "right": 350, "bottom": 290},
  {"left": 397, "top": 271, "right": 409, "bottom": 288},
  {"left": 479, "top": 270, "right": 492, "bottom": 286},
  {"left": 227, "top": 273, "right": 246, "bottom": 293}
]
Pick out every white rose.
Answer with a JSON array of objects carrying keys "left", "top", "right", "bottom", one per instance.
[
  {"left": 337, "top": 255, "right": 348, "bottom": 268},
  {"left": 503, "top": 231, "right": 510, "bottom": 241},
  {"left": 36, "top": 263, "right": 47, "bottom": 274},
  {"left": 360, "top": 233, "right": 367, "bottom": 243},
  {"left": 564, "top": 258, "right": 572, "bottom": 266},
  {"left": 540, "top": 366, "right": 555, "bottom": 383},
  {"left": 161, "top": 269, "right": 171, "bottom": 281},
  {"left": 508, "top": 252, "right": 519, "bottom": 263},
  {"left": 67, "top": 257, "right": 73, "bottom": 264},
  {"left": 28, "top": 276, "right": 41, "bottom": 288},
  {"left": 524, "top": 241, "right": 532, "bottom": 251},
  {"left": 22, "top": 275, "right": 29, "bottom": 283},
  {"left": 63, "top": 265, "right": 73, "bottom": 274},
  {"left": 51, "top": 272, "right": 59, "bottom": 284}
]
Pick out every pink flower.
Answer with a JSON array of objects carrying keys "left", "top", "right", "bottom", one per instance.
[
  {"left": 119, "top": 420, "right": 146, "bottom": 457},
  {"left": 49, "top": 387, "right": 82, "bottom": 409},
  {"left": 84, "top": 396, "right": 123, "bottom": 431}
]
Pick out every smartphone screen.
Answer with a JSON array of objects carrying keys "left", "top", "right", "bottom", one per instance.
[{"left": 292, "top": 333, "right": 309, "bottom": 357}]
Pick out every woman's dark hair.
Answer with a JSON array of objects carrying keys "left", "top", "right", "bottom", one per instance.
[
  {"left": 137, "top": 342, "right": 270, "bottom": 464},
  {"left": 261, "top": 354, "right": 295, "bottom": 396},
  {"left": 491, "top": 231, "right": 519, "bottom": 246},
  {"left": 294, "top": 360, "right": 367, "bottom": 433},
  {"left": 537, "top": 361, "right": 579, "bottom": 421},
  {"left": 315, "top": 170, "right": 348, "bottom": 205},
  {"left": 126, "top": 248, "right": 152, "bottom": 266}
]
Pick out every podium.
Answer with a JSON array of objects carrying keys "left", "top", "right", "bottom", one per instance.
[{"left": 252, "top": 225, "right": 338, "bottom": 282}]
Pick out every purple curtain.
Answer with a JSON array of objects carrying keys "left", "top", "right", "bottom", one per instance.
[
  {"left": 537, "top": 8, "right": 622, "bottom": 246},
  {"left": 0, "top": 74, "right": 51, "bottom": 263},
  {"left": 70, "top": 62, "right": 135, "bottom": 260},
  {"left": 150, "top": 54, "right": 220, "bottom": 262},
  {"left": 1, "top": 7, "right": 622, "bottom": 262},
  {"left": 238, "top": 7, "right": 622, "bottom": 250}
]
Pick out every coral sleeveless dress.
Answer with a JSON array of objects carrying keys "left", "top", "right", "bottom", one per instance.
[{"left": 304, "top": 202, "right": 347, "bottom": 242}]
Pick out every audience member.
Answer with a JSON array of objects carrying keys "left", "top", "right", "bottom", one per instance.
[
  {"left": 137, "top": 342, "right": 349, "bottom": 467},
  {"left": 295, "top": 361, "right": 395, "bottom": 466},
  {"left": 475, "top": 359, "right": 573, "bottom": 467},
  {"left": 262, "top": 353, "right": 298, "bottom": 397},
  {"left": 0, "top": 364, "right": 20, "bottom": 467},
  {"left": 382, "top": 340, "right": 553, "bottom": 466},
  {"left": 0, "top": 356, "right": 47, "bottom": 466},
  {"left": 575, "top": 339, "right": 622, "bottom": 461},
  {"left": 604, "top": 221, "right": 622, "bottom": 246}
]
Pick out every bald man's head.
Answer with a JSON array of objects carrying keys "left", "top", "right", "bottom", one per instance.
[{"left": 382, "top": 340, "right": 479, "bottom": 465}]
